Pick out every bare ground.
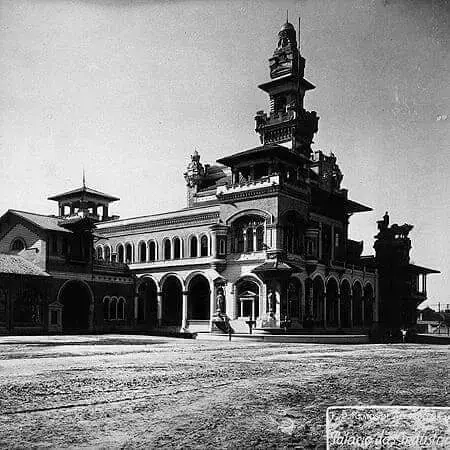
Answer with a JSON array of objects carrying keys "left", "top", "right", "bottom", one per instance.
[{"left": 0, "top": 335, "right": 447, "bottom": 449}]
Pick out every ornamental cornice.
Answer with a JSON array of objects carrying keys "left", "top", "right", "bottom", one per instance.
[
  {"left": 218, "top": 186, "right": 279, "bottom": 202},
  {"left": 97, "top": 212, "right": 220, "bottom": 235}
]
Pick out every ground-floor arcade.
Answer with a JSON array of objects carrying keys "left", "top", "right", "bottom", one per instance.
[{"left": 132, "top": 264, "right": 377, "bottom": 334}]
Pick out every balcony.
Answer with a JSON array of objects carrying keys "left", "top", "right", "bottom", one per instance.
[{"left": 217, "top": 175, "right": 280, "bottom": 198}]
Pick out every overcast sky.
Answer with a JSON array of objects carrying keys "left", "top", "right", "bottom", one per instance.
[{"left": 0, "top": 0, "right": 448, "bottom": 306}]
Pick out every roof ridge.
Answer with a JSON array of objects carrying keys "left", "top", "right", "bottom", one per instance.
[{"left": 9, "top": 209, "right": 55, "bottom": 218}]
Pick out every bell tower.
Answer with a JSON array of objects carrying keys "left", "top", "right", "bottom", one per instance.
[{"left": 255, "top": 19, "right": 319, "bottom": 157}]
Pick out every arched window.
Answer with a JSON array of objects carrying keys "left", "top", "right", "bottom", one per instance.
[
  {"left": 96, "top": 246, "right": 103, "bottom": 260},
  {"left": 139, "top": 242, "right": 147, "bottom": 262},
  {"left": 173, "top": 237, "right": 181, "bottom": 259},
  {"left": 0, "top": 288, "right": 7, "bottom": 322},
  {"left": 164, "top": 239, "right": 171, "bottom": 260},
  {"left": 149, "top": 241, "right": 156, "bottom": 261},
  {"left": 200, "top": 235, "right": 208, "bottom": 256},
  {"left": 231, "top": 215, "right": 265, "bottom": 253},
  {"left": 256, "top": 226, "right": 264, "bottom": 251},
  {"left": 190, "top": 236, "right": 198, "bottom": 257},
  {"left": 246, "top": 228, "right": 254, "bottom": 252},
  {"left": 125, "top": 243, "right": 133, "bottom": 263},
  {"left": 219, "top": 238, "right": 226, "bottom": 255},
  {"left": 236, "top": 229, "right": 244, "bottom": 253},
  {"left": 104, "top": 246, "right": 111, "bottom": 262},
  {"left": 117, "top": 244, "right": 124, "bottom": 263},
  {"left": 103, "top": 296, "right": 110, "bottom": 320},
  {"left": 109, "top": 297, "right": 117, "bottom": 320},
  {"left": 11, "top": 238, "right": 25, "bottom": 251},
  {"left": 117, "top": 297, "right": 125, "bottom": 320}
]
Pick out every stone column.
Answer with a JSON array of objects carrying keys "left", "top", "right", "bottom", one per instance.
[
  {"left": 337, "top": 293, "right": 341, "bottom": 328},
  {"left": 349, "top": 294, "right": 353, "bottom": 328},
  {"left": 253, "top": 228, "right": 257, "bottom": 252},
  {"left": 362, "top": 295, "right": 366, "bottom": 326},
  {"left": 211, "top": 232, "right": 217, "bottom": 258},
  {"left": 251, "top": 297, "right": 255, "bottom": 320},
  {"left": 323, "top": 291, "right": 327, "bottom": 329},
  {"left": 182, "top": 291, "right": 188, "bottom": 330},
  {"left": 157, "top": 291, "right": 163, "bottom": 326},
  {"left": 209, "top": 284, "right": 215, "bottom": 330},
  {"left": 243, "top": 228, "right": 248, "bottom": 252}
]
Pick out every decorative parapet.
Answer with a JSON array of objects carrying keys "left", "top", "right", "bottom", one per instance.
[
  {"left": 217, "top": 175, "right": 280, "bottom": 197},
  {"left": 93, "top": 259, "right": 130, "bottom": 274}
]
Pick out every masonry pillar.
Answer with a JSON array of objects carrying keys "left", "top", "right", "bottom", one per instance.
[
  {"left": 211, "top": 232, "right": 217, "bottom": 258},
  {"left": 323, "top": 291, "right": 327, "bottom": 328},
  {"left": 182, "top": 291, "right": 188, "bottom": 329},
  {"left": 349, "top": 294, "right": 353, "bottom": 328},
  {"left": 157, "top": 291, "right": 163, "bottom": 326},
  {"left": 337, "top": 293, "right": 341, "bottom": 328}
]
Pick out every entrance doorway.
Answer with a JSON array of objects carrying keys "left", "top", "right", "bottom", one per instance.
[
  {"left": 59, "top": 280, "right": 92, "bottom": 331},
  {"left": 162, "top": 276, "right": 182, "bottom": 326}
]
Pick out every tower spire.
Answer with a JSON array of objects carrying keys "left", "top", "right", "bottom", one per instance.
[
  {"left": 82, "top": 168, "right": 86, "bottom": 189},
  {"left": 286, "top": 9, "right": 289, "bottom": 23}
]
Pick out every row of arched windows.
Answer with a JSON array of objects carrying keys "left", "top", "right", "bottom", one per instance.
[
  {"left": 96, "top": 234, "right": 210, "bottom": 264},
  {"left": 103, "top": 296, "right": 126, "bottom": 321}
]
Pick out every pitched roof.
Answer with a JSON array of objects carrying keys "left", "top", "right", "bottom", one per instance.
[
  {"left": 6, "top": 210, "right": 72, "bottom": 233},
  {"left": 0, "top": 254, "right": 50, "bottom": 277},
  {"left": 216, "top": 144, "right": 309, "bottom": 166},
  {"left": 47, "top": 186, "right": 119, "bottom": 202}
]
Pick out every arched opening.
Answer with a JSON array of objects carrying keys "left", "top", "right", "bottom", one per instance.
[
  {"left": 137, "top": 278, "right": 158, "bottom": 328},
  {"left": 125, "top": 243, "right": 133, "bottom": 263},
  {"left": 11, "top": 238, "right": 25, "bottom": 252},
  {"left": 59, "top": 280, "right": 92, "bottom": 330},
  {"left": 280, "top": 211, "right": 305, "bottom": 255},
  {"left": 139, "top": 242, "right": 147, "bottom": 262},
  {"left": 246, "top": 228, "right": 254, "bottom": 252},
  {"left": 256, "top": 226, "right": 264, "bottom": 251},
  {"left": 104, "top": 246, "right": 111, "bottom": 262},
  {"left": 162, "top": 276, "right": 182, "bottom": 326},
  {"left": 109, "top": 297, "right": 117, "bottom": 320},
  {"left": 117, "top": 297, "right": 125, "bottom": 320},
  {"left": 117, "top": 244, "right": 124, "bottom": 263},
  {"left": 340, "top": 280, "right": 352, "bottom": 328},
  {"left": 326, "top": 278, "right": 339, "bottom": 327},
  {"left": 149, "top": 241, "right": 156, "bottom": 261},
  {"left": 96, "top": 246, "right": 103, "bottom": 260},
  {"left": 103, "top": 296, "right": 110, "bottom": 320},
  {"left": 287, "top": 278, "right": 302, "bottom": 320},
  {"left": 353, "top": 282, "right": 363, "bottom": 327},
  {"left": 235, "top": 279, "right": 260, "bottom": 320},
  {"left": 187, "top": 275, "right": 210, "bottom": 320},
  {"left": 200, "top": 235, "right": 208, "bottom": 256},
  {"left": 173, "top": 237, "right": 181, "bottom": 259},
  {"left": 364, "top": 284, "right": 374, "bottom": 326},
  {"left": 230, "top": 215, "right": 265, "bottom": 253},
  {"left": 312, "top": 276, "right": 325, "bottom": 326},
  {"left": 190, "top": 236, "right": 198, "bottom": 257},
  {"left": 164, "top": 239, "right": 171, "bottom": 260}
]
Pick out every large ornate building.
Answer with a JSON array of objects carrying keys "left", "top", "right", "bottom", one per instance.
[{"left": 0, "top": 21, "right": 438, "bottom": 337}]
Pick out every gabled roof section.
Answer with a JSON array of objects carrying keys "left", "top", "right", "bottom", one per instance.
[
  {"left": 408, "top": 264, "right": 440, "bottom": 275},
  {"left": 48, "top": 186, "right": 119, "bottom": 202},
  {"left": 0, "top": 254, "right": 50, "bottom": 277},
  {"left": 3, "top": 210, "right": 72, "bottom": 234},
  {"left": 217, "top": 144, "right": 309, "bottom": 167}
]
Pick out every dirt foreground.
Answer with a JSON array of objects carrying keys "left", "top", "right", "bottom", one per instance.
[{"left": 0, "top": 335, "right": 448, "bottom": 448}]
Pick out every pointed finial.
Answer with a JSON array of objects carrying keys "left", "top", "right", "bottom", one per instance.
[
  {"left": 298, "top": 16, "right": 301, "bottom": 52},
  {"left": 286, "top": 10, "right": 289, "bottom": 23},
  {"left": 82, "top": 168, "right": 86, "bottom": 188}
]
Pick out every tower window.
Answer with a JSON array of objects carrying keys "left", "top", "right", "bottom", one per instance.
[
  {"left": 200, "top": 235, "right": 208, "bottom": 256},
  {"left": 11, "top": 238, "right": 25, "bottom": 251}
]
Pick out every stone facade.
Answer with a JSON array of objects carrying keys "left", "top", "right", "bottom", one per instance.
[{"left": 0, "top": 21, "right": 438, "bottom": 337}]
